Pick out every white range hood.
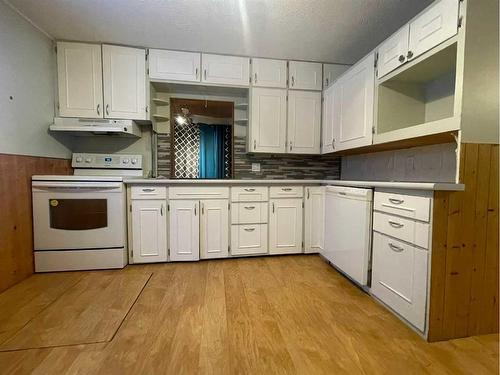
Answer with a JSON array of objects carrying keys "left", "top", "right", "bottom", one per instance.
[{"left": 49, "top": 117, "right": 141, "bottom": 137}]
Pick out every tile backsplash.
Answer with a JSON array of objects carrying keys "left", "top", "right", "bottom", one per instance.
[{"left": 157, "top": 134, "right": 341, "bottom": 180}]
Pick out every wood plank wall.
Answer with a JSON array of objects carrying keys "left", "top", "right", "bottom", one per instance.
[
  {"left": 0, "top": 154, "right": 72, "bottom": 292},
  {"left": 429, "top": 143, "right": 499, "bottom": 341}
]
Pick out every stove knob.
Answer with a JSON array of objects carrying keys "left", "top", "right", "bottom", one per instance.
[
  {"left": 131, "top": 158, "right": 137, "bottom": 165},
  {"left": 85, "top": 158, "right": 92, "bottom": 163},
  {"left": 75, "top": 156, "right": 83, "bottom": 163},
  {"left": 122, "top": 158, "right": 130, "bottom": 164}
]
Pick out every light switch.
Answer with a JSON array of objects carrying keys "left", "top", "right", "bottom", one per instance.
[{"left": 251, "top": 163, "right": 261, "bottom": 172}]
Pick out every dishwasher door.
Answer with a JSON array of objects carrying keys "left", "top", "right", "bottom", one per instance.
[{"left": 322, "top": 186, "right": 373, "bottom": 286}]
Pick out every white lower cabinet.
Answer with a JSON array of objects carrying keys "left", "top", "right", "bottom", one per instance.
[
  {"left": 231, "top": 224, "right": 268, "bottom": 256},
  {"left": 371, "top": 232, "right": 428, "bottom": 331},
  {"left": 200, "top": 200, "right": 229, "bottom": 259},
  {"left": 169, "top": 200, "right": 200, "bottom": 261},
  {"left": 269, "top": 198, "right": 303, "bottom": 254},
  {"left": 304, "top": 186, "right": 325, "bottom": 254},
  {"left": 131, "top": 199, "right": 168, "bottom": 263}
]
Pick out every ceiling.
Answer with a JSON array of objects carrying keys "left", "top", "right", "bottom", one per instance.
[{"left": 6, "top": 0, "right": 433, "bottom": 64}]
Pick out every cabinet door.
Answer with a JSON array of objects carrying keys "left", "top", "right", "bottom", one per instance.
[
  {"left": 251, "top": 58, "right": 287, "bottom": 88},
  {"left": 169, "top": 200, "right": 199, "bottom": 261},
  {"left": 371, "top": 232, "right": 428, "bottom": 331},
  {"left": 289, "top": 61, "right": 322, "bottom": 91},
  {"left": 102, "top": 45, "right": 147, "bottom": 120},
  {"left": 287, "top": 90, "right": 321, "bottom": 154},
  {"left": 377, "top": 25, "right": 409, "bottom": 78},
  {"left": 321, "top": 84, "right": 335, "bottom": 154},
  {"left": 231, "top": 224, "right": 268, "bottom": 256},
  {"left": 57, "top": 42, "right": 103, "bottom": 118},
  {"left": 304, "top": 187, "right": 325, "bottom": 254},
  {"left": 201, "top": 53, "right": 250, "bottom": 86},
  {"left": 148, "top": 49, "right": 201, "bottom": 82},
  {"left": 408, "top": 0, "right": 459, "bottom": 60},
  {"left": 200, "top": 200, "right": 229, "bottom": 259},
  {"left": 249, "top": 88, "right": 287, "bottom": 153},
  {"left": 334, "top": 53, "right": 375, "bottom": 151},
  {"left": 131, "top": 200, "right": 167, "bottom": 263},
  {"left": 269, "top": 198, "right": 303, "bottom": 254},
  {"left": 323, "top": 64, "right": 349, "bottom": 88}
]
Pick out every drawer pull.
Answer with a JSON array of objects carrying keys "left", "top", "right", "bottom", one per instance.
[
  {"left": 244, "top": 227, "right": 256, "bottom": 232},
  {"left": 389, "top": 243, "right": 404, "bottom": 252},
  {"left": 244, "top": 188, "right": 255, "bottom": 192},
  {"left": 388, "top": 220, "right": 404, "bottom": 228},
  {"left": 388, "top": 197, "right": 404, "bottom": 205},
  {"left": 281, "top": 188, "right": 292, "bottom": 191},
  {"left": 244, "top": 206, "right": 256, "bottom": 210},
  {"left": 142, "top": 188, "right": 155, "bottom": 192}
]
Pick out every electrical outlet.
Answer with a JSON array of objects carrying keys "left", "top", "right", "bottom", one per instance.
[{"left": 251, "top": 163, "right": 261, "bottom": 172}]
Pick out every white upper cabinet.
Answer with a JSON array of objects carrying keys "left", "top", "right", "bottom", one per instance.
[
  {"left": 102, "top": 45, "right": 147, "bottom": 120},
  {"left": 323, "top": 64, "right": 349, "bottom": 88},
  {"left": 287, "top": 90, "right": 321, "bottom": 154},
  {"left": 251, "top": 58, "right": 287, "bottom": 88},
  {"left": 377, "top": 25, "right": 410, "bottom": 78},
  {"left": 408, "top": 0, "right": 459, "bottom": 61},
  {"left": 321, "top": 83, "right": 335, "bottom": 154},
  {"left": 201, "top": 53, "right": 250, "bottom": 86},
  {"left": 131, "top": 200, "right": 167, "bottom": 263},
  {"left": 288, "top": 61, "right": 323, "bottom": 90},
  {"left": 57, "top": 42, "right": 103, "bottom": 118},
  {"left": 249, "top": 88, "right": 287, "bottom": 153},
  {"left": 333, "top": 53, "right": 375, "bottom": 151},
  {"left": 269, "top": 198, "right": 303, "bottom": 254},
  {"left": 148, "top": 49, "right": 201, "bottom": 82},
  {"left": 304, "top": 186, "right": 325, "bottom": 254},
  {"left": 169, "top": 200, "right": 200, "bottom": 261},
  {"left": 200, "top": 200, "right": 229, "bottom": 259}
]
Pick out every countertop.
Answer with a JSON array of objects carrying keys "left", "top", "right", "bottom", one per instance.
[{"left": 124, "top": 178, "right": 464, "bottom": 191}]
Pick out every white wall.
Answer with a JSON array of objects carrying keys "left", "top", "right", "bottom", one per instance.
[{"left": 0, "top": 1, "right": 72, "bottom": 158}]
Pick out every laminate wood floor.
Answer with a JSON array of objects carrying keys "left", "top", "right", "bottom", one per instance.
[{"left": 0, "top": 255, "right": 497, "bottom": 374}]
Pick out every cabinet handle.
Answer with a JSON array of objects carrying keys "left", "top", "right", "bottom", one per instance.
[
  {"left": 272, "top": 202, "right": 275, "bottom": 213},
  {"left": 142, "top": 188, "right": 155, "bottom": 192},
  {"left": 291, "top": 76, "right": 295, "bottom": 87},
  {"left": 253, "top": 139, "right": 256, "bottom": 150},
  {"left": 244, "top": 188, "right": 255, "bottom": 192},
  {"left": 289, "top": 141, "right": 292, "bottom": 151},
  {"left": 194, "top": 205, "right": 197, "bottom": 216},
  {"left": 160, "top": 204, "right": 164, "bottom": 216},
  {"left": 195, "top": 67, "right": 198, "bottom": 78},
  {"left": 326, "top": 78, "right": 329, "bottom": 86},
  {"left": 254, "top": 73, "right": 257, "bottom": 84},
  {"left": 204, "top": 69, "right": 207, "bottom": 80},
  {"left": 97, "top": 104, "right": 100, "bottom": 116},
  {"left": 244, "top": 206, "right": 256, "bottom": 210},
  {"left": 398, "top": 55, "right": 405, "bottom": 63},
  {"left": 388, "top": 220, "right": 404, "bottom": 229},
  {"left": 388, "top": 242, "right": 404, "bottom": 252},
  {"left": 105, "top": 104, "right": 109, "bottom": 116},
  {"left": 201, "top": 203, "right": 204, "bottom": 215},
  {"left": 244, "top": 227, "right": 256, "bottom": 232},
  {"left": 307, "top": 188, "right": 310, "bottom": 199},
  {"left": 281, "top": 188, "right": 292, "bottom": 191},
  {"left": 407, "top": 51, "right": 414, "bottom": 59},
  {"left": 388, "top": 197, "right": 404, "bottom": 205}
]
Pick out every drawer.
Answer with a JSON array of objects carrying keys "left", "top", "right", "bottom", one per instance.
[
  {"left": 371, "top": 232, "right": 428, "bottom": 331},
  {"left": 231, "top": 186, "right": 268, "bottom": 202},
  {"left": 231, "top": 224, "right": 268, "bottom": 256},
  {"left": 373, "top": 212, "right": 429, "bottom": 249},
  {"left": 231, "top": 202, "right": 268, "bottom": 224},
  {"left": 374, "top": 191, "right": 431, "bottom": 222},
  {"left": 269, "top": 186, "right": 304, "bottom": 198},
  {"left": 131, "top": 186, "right": 167, "bottom": 199},
  {"left": 169, "top": 187, "right": 229, "bottom": 200}
]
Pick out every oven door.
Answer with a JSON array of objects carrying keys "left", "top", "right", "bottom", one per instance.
[{"left": 32, "top": 181, "right": 125, "bottom": 250}]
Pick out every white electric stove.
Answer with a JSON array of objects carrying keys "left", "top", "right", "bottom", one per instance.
[{"left": 32, "top": 153, "right": 143, "bottom": 272}]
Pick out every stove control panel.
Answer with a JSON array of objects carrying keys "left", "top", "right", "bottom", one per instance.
[{"left": 72, "top": 153, "right": 143, "bottom": 169}]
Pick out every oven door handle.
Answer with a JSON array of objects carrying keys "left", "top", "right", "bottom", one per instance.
[{"left": 32, "top": 181, "right": 122, "bottom": 190}]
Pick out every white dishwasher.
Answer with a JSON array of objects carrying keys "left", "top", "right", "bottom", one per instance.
[{"left": 322, "top": 186, "right": 373, "bottom": 287}]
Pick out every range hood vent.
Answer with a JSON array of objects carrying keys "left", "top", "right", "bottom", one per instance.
[{"left": 49, "top": 118, "right": 141, "bottom": 137}]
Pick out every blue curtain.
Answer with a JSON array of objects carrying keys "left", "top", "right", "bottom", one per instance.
[{"left": 199, "top": 124, "right": 225, "bottom": 179}]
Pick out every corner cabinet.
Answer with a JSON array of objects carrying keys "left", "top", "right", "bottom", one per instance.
[
  {"left": 323, "top": 53, "right": 375, "bottom": 153},
  {"left": 288, "top": 61, "right": 323, "bottom": 91}
]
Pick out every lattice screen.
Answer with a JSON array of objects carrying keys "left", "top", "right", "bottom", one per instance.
[{"left": 174, "top": 123, "right": 200, "bottom": 178}]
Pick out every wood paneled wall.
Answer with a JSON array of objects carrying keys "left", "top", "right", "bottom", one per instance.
[
  {"left": 429, "top": 143, "right": 499, "bottom": 341},
  {"left": 0, "top": 154, "right": 72, "bottom": 292}
]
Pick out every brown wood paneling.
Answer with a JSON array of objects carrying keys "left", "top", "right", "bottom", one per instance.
[
  {"left": 428, "top": 143, "right": 499, "bottom": 341},
  {"left": 0, "top": 154, "right": 72, "bottom": 292}
]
